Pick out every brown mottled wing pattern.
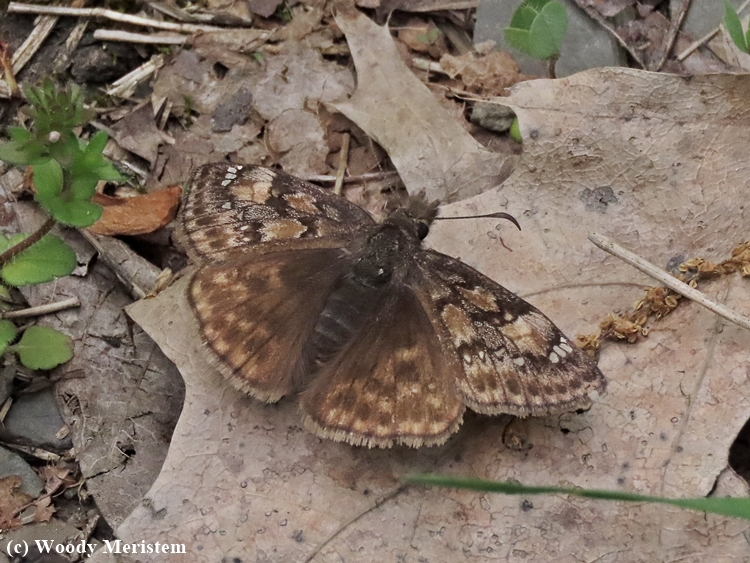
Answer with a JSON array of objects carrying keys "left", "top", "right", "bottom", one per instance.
[
  {"left": 299, "top": 287, "right": 465, "bottom": 448},
  {"left": 410, "top": 250, "right": 606, "bottom": 418},
  {"left": 189, "top": 249, "right": 351, "bottom": 402},
  {"left": 178, "top": 163, "right": 374, "bottom": 264},
  {"left": 182, "top": 163, "right": 374, "bottom": 402}
]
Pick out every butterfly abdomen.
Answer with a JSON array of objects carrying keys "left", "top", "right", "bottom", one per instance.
[
  {"left": 299, "top": 223, "right": 419, "bottom": 383},
  {"left": 303, "top": 274, "right": 383, "bottom": 374}
]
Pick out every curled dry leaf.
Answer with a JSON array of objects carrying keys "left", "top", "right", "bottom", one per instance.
[
  {"left": 31, "top": 495, "right": 56, "bottom": 524},
  {"left": 332, "top": 7, "right": 515, "bottom": 202},
  {"left": 88, "top": 186, "right": 182, "bottom": 236},
  {"left": 0, "top": 475, "right": 32, "bottom": 531},
  {"left": 440, "top": 51, "right": 530, "bottom": 94}
]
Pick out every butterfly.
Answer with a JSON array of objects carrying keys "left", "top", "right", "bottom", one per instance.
[{"left": 177, "top": 163, "right": 606, "bottom": 448}]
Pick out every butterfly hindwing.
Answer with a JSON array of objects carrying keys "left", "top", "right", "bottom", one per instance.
[
  {"left": 299, "top": 286, "right": 465, "bottom": 448},
  {"left": 411, "top": 250, "right": 606, "bottom": 417},
  {"left": 178, "top": 163, "right": 374, "bottom": 264}
]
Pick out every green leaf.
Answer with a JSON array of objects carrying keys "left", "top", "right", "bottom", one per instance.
[
  {"left": 1, "top": 234, "right": 77, "bottom": 286},
  {"left": 35, "top": 194, "right": 103, "bottom": 228},
  {"left": 405, "top": 475, "right": 750, "bottom": 522},
  {"left": 31, "top": 159, "right": 64, "bottom": 198},
  {"left": 0, "top": 320, "right": 17, "bottom": 355},
  {"left": 509, "top": 117, "right": 522, "bottom": 142},
  {"left": 725, "top": 1, "right": 748, "bottom": 53},
  {"left": 505, "top": 0, "right": 568, "bottom": 60},
  {"left": 0, "top": 128, "right": 51, "bottom": 165},
  {"left": 528, "top": 1, "right": 567, "bottom": 59},
  {"left": 16, "top": 325, "right": 74, "bottom": 370}
]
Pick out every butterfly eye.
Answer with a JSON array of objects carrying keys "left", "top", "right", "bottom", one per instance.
[{"left": 416, "top": 221, "right": 430, "bottom": 240}]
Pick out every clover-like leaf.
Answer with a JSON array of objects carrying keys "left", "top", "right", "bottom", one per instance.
[
  {"left": 15, "top": 325, "right": 74, "bottom": 370},
  {"left": 0, "top": 320, "right": 17, "bottom": 355},
  {"left": 505, "top": 0, "right": 568, "bottom": 60},
  {"left": 1, "top": 234, "right": 77, "bottom": 286}
]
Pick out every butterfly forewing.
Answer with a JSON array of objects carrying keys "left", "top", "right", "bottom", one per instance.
[
  {"left": 411, "top": 250, "right": 606, "bottom": 417},
  {"left": 178, "top": 163, "right": 374, "bottom": 264},
  {"left": 189, "top": 249, "right": 351, "bottom": 402}
]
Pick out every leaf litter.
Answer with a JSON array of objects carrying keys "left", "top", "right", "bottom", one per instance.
[{"left": 1, "top": 1, "right": 750, "bottom": 562}]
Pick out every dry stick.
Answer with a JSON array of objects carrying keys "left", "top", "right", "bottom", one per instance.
[
  {"left": 334, "top": 133, "right": 351, "bottom": 196},
  {"left": 0, "top": 397, "right": 12, "bottom": 423},
  {"left": 576, "top": 4, "right": 646, "bottom": 69},
  {"left": 677, "top": 0, "right": 750, "bottom": 61},
  {"left": 653, "top": 0, "right": 692, "bottom": 71},
  {"left": 93, "top": 29, "right": 187, "bottom": 44},
  {"left": 3, "top": 297, "right": 81, "bottom": 320},
  {"left": 588, "top": 233, "right": 750, "bottom": 333},
  {"left": 7, "top": 2, "right": 224, "bottom": 33},
  {"left": 106, "top": 54, "right": 166, "bottom": 98},
  {"left": 0, "top": 216, "right": 56, "bottom": 267},
  {"left": 51, "top": 18, "right": 88, "bottom": 75},
  {"left": 302, "top": 170, "right": 400, "bottom": 184},
  {"left": 0, "top": 15, "right": 58, "bottom": 98}
]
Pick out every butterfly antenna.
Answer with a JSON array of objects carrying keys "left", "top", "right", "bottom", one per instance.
[{"left": 435, "top": 211, "right": 521, "bottom": 231}]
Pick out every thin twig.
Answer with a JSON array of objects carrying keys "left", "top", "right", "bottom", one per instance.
[
  {"left": 7, "top": 2, "right": 224, "bottom": 33},
  {"left": 93, "top": 29, "right": 187, "bottom": 45},
  {"left": 577, "top": 4, "right": 646, "bottom": 68},
  {"left": 0, "top": 216, "right": 56, "bottom": 267},
  {"left": 653, "top": 0, "right": 691, "bottom": 71},
  {"left": 334, "top": 133, "right": 350, "bottom": 196},
  {"left": 0, "top": 397, "right": 12, "bottom": 423},
  {"left": 2, "top": 442, "right": 62, "bottom": 462},
  {"left": 106, "top": 54, "right": 166, "bottom": 98},
  {"left": 3, "top": 297, "right": 81, "bottom": 320},
  {"left": 301, "top": 170, "right": 400, "bottom": 184},
  {"left": 0, "top": 15, "right": 58, "bottom": 98},
  {"left": 677, "top": 0, "right": 750, "bottom": 61},
  {"left": 51, "top": 18, "right": 88, "bottom": 74},
  {"left": 589, "top": 233, "right": 750, "bottom": 332}
]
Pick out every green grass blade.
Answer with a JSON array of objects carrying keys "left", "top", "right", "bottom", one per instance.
[
  {"left": 725, "top": 1, "right": 748, "bottom": 53},
  {"left": 405, "top": 474, "right": 750, "bottom": 521}
]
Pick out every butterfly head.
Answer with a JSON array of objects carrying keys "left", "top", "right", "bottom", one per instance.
[{"left": 385, "top": 193, "right": 440, "bottom": 241}]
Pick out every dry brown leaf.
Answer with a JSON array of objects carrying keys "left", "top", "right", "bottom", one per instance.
[
  {"left": 0, "top": 475, "right": 32, "bottom": 531},
  {"left": 31, "top": 495, "right": 56, "bottom": 524},
  {"left": 397, "top": 18, "right": 446, "bottom": 58},
  {"left": 332, "top": 8, "right": 515, "bottom": 202},
  {"left": 88, "top": 186, "right": 182, "bottom": 236},
  {"left": 440, "top": 51, "right": 528, "bottom": 94},
  {"left": 117, "top": 67, "right": 750, "bottom": 561},
  {"left": 109, "top": 104, "right": 174, "bottom": 167}
]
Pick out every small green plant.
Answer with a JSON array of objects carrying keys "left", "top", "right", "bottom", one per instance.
[
  {"left": 505, "top": 0, "right": 568, "bottom": 77},
  {"left": 724, "top": 1, "right": 750, "bottom": 53},
  {"left": 0, "top": 79, "right": 124, "bottom": 370},
  {"left": 406, "top": 474, "right": 750, "bottom": 522}
]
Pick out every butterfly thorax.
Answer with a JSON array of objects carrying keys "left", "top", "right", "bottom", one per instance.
[{"left": 296, "top": 204, "right": 433, "bottom": 387}]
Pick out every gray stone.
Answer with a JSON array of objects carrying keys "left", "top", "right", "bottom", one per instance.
[
  {"left": 0, "top": 445, "right": 44, "bottom": 496},
  {"left": 674, "top": 0, "right": 742, "bottom": 39},
  {"left": 474, "top": 0, "right": 625, "bottom": 77},
  {"left": 4, "top": 388, "right": 73, "bottom": 451},
  {"left": 471, "top": 101, "right": 516, "bottom": 132}
]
